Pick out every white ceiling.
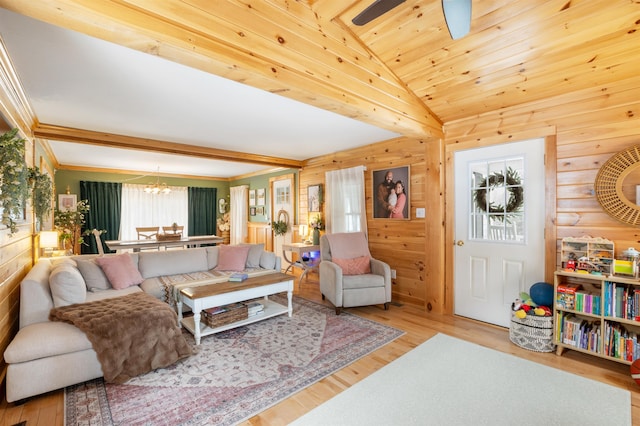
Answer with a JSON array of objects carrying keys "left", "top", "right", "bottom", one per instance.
[{"left": 0, "top": 8, "right": 399, "bottom": 178}]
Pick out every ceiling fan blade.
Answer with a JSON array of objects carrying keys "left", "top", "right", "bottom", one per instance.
[
  {"left": 442, "top": 0, "right": 472, "bottom": 39},
  {"left": 352, "top": 0, "right": 406, "bottom": 26}
]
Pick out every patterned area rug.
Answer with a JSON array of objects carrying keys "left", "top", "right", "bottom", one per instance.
[{"left": 65, "top": 295, "right": 403, "bottom": 425}]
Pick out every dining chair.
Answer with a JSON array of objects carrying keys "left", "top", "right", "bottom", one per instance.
[
  {"left": 91, "top": 229, "right": 105, "bottom": 255},
  {"left": 162, "top": 225, "right": 184, "bottom": 234},
  {"left": 136, "top": 226, "right": 160, "bottom": 240}
]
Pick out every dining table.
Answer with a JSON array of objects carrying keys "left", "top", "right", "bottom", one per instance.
[{"left": 105, "top": 234, "right": 223, "bottom": 252}]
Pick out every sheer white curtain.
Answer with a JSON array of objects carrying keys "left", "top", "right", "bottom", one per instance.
[
  {"left": 119, "top": 184, "right": 189, "bottom": 240},
  {"left": 325, "top": 165, "right": 367, "bottom": 235},
  {"left": 230, "top": 185, "right": 248, "bottom": 245}
]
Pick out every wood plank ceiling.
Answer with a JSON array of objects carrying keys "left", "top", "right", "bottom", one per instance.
[{"left": 0, "top": 0, "right": 638, "bottom": 148}]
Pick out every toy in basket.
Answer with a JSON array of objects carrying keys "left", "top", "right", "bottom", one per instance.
[{"left": 509, "top": 288, "right": 555, "bottom": 353}]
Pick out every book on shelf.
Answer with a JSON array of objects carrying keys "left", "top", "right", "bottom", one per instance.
[
  {"left": 246, "top": 301, "right": 264, "bottom": 316},
  {"left": 557, "top": 283, "right": 582, "bottom": 310},
  {"left": 229, "top": 273, "right": 249, "bottom": 282}
]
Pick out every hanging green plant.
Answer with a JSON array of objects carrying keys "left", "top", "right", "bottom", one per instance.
[
  {"left": 28, "top": 166, "right": 53, "bottom": 228},
  {"left": 0, "top": 129, "right": 29, "bottom": 234},
  {"left": 473, "top": 167, "right": 524, "bottom": 222}
]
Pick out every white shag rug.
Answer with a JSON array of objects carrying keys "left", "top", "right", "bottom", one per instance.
[{"left": 291, "top": 333, "right": 631, "bottom": 426}]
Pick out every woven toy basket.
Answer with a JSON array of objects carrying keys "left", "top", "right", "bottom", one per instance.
[{"left": 509, "top": 313, "right": 555, "bottom": 353}]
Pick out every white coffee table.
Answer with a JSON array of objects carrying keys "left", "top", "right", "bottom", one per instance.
[{"left": 177, "top": 272, "right": 293, "bottom": 345}]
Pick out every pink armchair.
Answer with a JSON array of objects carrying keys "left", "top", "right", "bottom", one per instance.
[{"left": 319, "top": 232, "right": 391, "bottom": 314}]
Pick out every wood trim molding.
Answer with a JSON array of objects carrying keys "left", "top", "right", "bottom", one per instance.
[
  {"left": 33, "top": 123, "right": 303, "bottom": 169},
  {"left": 0, "top": 36, "right": 36, "bottom": 134}
]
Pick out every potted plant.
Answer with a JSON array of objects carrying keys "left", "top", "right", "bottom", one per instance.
[
  {"left": 309, "top": 214, "right": 324, "bottom": 245},
  {"left": 54, "top": 199, "right": 90, "bottom": 254},
  {"left": 0, "top": 129, "right": 29, "bottom": 234},
  {"left": 217, "top": 212, "right": 230, "bottom": 244}
]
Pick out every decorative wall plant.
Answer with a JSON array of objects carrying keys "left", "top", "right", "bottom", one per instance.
[
  {"left": 0, "top": 129, "right": 29, "bottom": 234},
  {"left": 28, "top": 166, "right": 53, "bottom": 229}
]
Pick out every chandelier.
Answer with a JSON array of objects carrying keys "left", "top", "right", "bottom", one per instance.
[{"left": 144, "top": 168, "right": 171, "bottom": 194}]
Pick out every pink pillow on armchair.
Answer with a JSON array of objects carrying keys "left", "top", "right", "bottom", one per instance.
[
  {"left": 215, "top": 245, "right": 251, "bottom": 272},
  {"left": 332, "top": 256, "right": 371, "bottom": 275},
  {"left": 95, "top": 254, "right": 144, "bottom": 290}
]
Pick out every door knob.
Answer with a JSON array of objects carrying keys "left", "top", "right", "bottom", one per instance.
[{"left": 456, "top": 240, "right": 464, "bottom": 246}]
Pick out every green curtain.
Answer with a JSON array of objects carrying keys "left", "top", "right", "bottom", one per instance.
[
  {"left": 188, "top": 187, "right": 217, "bottom": 236},
  {"left": 80, "top": 181, "right": 122, "bottom": 254}
]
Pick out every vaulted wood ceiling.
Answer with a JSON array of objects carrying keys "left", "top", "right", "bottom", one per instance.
[{"left": 0, "top": 0, "right": 638, "bottom": 167}]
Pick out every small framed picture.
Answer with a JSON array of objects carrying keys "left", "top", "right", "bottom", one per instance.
[
  {"left": 257, "top": 188, "right": 266, "bottom": 206},
  {"left": 249, "top": 189, "right": 256, "bottom": 206},
  {"left": 308, "top": 184, "right": 322, "bottom": 212},
  {"left": 250, "top": 206, "right": 257, "bottom": 216},
  {"left": 58, "top": 194, "right": 77, "bottom": 212},
  {"left": 257, "top": 206, "right": 264, "bottom": 215},
  {"left": 372, "top": 166, "right": 410, "bottom": 219}
]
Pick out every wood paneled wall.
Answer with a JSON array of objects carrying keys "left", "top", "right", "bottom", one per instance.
[
  {"left": 300, "top": 137, "right": 437, "bottom": 308},
  {"left": 0, "top": 132, "right": 35, "bottom": 392},
  {"left": 444, "top": 75, "right": 640, "bottom": 309},
  {"left": 246, "top": 222, "right": 273, "bottom": 252}
]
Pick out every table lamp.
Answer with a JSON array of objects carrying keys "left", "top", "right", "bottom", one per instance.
[
  {"left": 40, "top": 231, "right": 59, "bottom": 257},
  {"left": 298, "top": 224, "right": 310, "bottom": 244}
]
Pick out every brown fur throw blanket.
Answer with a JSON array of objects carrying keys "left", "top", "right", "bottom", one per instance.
[{"left": 49, "top": 292, "right": 193, "bottom": 383}]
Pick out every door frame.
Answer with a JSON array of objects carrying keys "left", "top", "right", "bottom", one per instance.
[{"left": 443, "top": 132, "right": 557, "bottom": 316}]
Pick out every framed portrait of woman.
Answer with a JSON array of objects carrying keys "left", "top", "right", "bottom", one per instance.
[{"left": 372, "top": 166, "right": 410, "bottom": 219}]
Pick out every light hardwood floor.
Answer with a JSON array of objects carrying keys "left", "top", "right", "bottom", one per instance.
[{"left": 2, "top": 270, "right": 638, "bottom": 425}]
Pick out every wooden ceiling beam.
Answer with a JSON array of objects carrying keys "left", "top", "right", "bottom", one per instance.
[
  {"left": 0, "top": 0, "right": 443, "bottom": 139},
  {"left": 33, "top": 123, "right": 303, "bottom": 169}
]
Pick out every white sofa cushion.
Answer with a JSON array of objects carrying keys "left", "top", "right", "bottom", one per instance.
[
  {"left": 206, "top": 246, "right": 219, "bottom": 269},
  {"left": 138, "top": 248, "right": 208, "bottom": 278},
  {"left": 4, "top": 321, "right": 92, "bottom": 363},
  {"left": 49, "top": 264, "right": 86, "bottom": 307}
]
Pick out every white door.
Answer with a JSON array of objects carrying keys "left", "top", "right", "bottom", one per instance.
[
  {"left": 454, "top": 138, "right": 545, "bottom": 327},
  {"left": 271, "top": 175, "right": 294, "bottom": 265}
]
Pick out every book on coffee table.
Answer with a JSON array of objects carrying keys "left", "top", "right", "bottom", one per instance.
[{"left": 229, "top": 273, "right": 249, "bottom": 282}]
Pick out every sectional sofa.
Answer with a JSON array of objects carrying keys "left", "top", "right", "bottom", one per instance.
[{"left": 3, "top": 244, "right": 280, "bottom": 402}]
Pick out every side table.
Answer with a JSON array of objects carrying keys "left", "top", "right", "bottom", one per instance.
[{"left": 282, "top": 243, "right": 320, "bottom": 283}]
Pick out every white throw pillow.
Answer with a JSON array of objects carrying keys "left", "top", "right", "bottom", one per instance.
[{"left": 49, "top": 264, "right": 87, "bottom": 307}]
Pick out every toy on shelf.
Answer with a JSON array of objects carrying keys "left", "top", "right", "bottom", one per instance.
[{"left": 560, "top": 236, "right": 614, "bottom": 275}]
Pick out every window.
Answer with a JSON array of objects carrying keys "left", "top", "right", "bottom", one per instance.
[{"left": 119, "top": 184, "right": 188, "bottom": 240}]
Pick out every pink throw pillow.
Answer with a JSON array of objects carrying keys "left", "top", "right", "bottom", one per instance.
[
  {"left": 332, "top": 256, "right": 371, "bottom": 275},
  {"left": 95, "top": 254, "right": 144, "bottom": 290},
  {"left": 215, "top": 245, "right": 251, "bottom": 272}
]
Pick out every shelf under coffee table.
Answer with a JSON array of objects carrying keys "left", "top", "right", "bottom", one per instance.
[{"left": 177, "top": 272, "right": 294, "bottom": 345}]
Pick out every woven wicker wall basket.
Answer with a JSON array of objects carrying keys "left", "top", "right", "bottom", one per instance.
[{"left": 594, "top": 144, "right": 640, "bottom": 226}]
